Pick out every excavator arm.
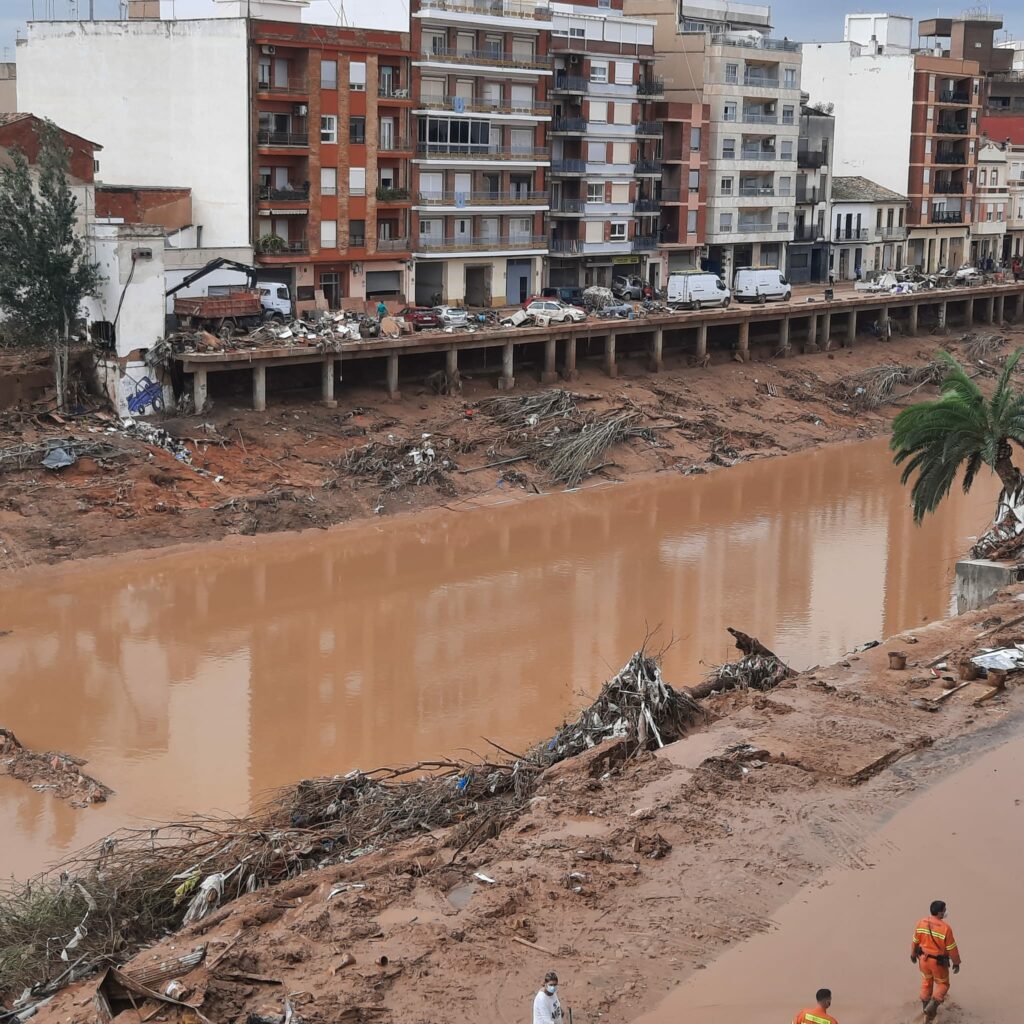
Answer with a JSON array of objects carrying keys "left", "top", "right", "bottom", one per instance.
[{"left": 165, "top": 258, "right": 258, "bottom": 297}]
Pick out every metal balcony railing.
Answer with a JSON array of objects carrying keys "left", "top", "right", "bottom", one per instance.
[
  {"left": 931, "top": 210, "right": 965, "bottom": 223},
  {"left": 738, "top": 185, "right": 775, "bottom": 196},
  {"left": 376, "top": 186, "right": 411, "bottom": 201},
  {"left": 834, "top": 228, "right": 869, "bottom": 240},
  {"left": 635, "top": 159, "right": 662, "bottom": 173},
  {"left": 633, "top": 236, "right": 658, "bottom": 250},
  {"left": 379, "top": 137, "right": 412, "bottom": 152},
  {"left": 636, "top": 78, "right": 665, "bottom": 96},
  {"left": 743, "top": 112, "right": 778, "bottom": 124},
  {"left": 378, "top": 85, "right": 411, "bottom": 99},
  {"left": 257, "top": 236, "right": 308, "bottom": 254},
  {"left": 420, "top": 46, "right": 552, "bottom": 69},
  {"left": 636, "top": 121, "right": 664, "bottom": 135},
  {"left": 416, "top": 190, "right": 548, "bottom": 205},
  {"left": 795, "top": 187, "right": 818, "bottom": 203},
  {"left": 634, "top": 198, "right": 661, "bottom": 212},
  {"left": 415, "top": 234, "right": 547, "bottom": 251},
  {"left": 553, "top": 74, "right": 588, "bottom": 93},
  {"left": 549, "top": 198, "right": 586, "bottom": 213},
  {"left": 933, "top": 181, "right": 965, "bottom": 194},
  {"left": 349, "top": 235, "right": 366, "bottom": 247},
  {"left": 798, "top": 148, "right": 826, "bottom": 168},
  {"left": 418, "top": 0, "right": 552, "bottom": 20},
  {"left": 376, "top": 237, "right": 410, "bottom": 251},
  {"left": 659, "top": 188, "right": 682, "bottom": 201},
  {"left": 744, "top": 72, "right": 780, "bottom": 87},
  {"left": 880, "top": 226, "right": 908, "bottom": 239},
  {"left": 708, "top": 31, "right": 801, "bottom": 53},
  {"left": 549, "top": 238, "right": 584, "bottom": 253},
  {"left": 419, "top": 94, "right": 551, "bottom": 116},
  {"left": 935, "top": 121, "right": 969, "bottom": 134},
  {"left": 739, "top": 150, "right": 776, "bottom": 161},
  {"left": 257, "top": 77, "right": 308, "bottom": 94},
  {"left": 551, "top": 117, "right": 587, "bottom": 133},
  {"left": 258, "top": 184, "right": 310, "bottom": 201},
  {"left": 551, "top": 159, "right": 587, "bottom": 174},
  {"left": 415, "top": 144, "right": 549, "bottom": 160},
  {"left": 791, "top": 224, "right": 821, "bottom": 241},
  {"left": 938, "top": 90, "right": 970, "bottom": 103},
  {"left": 935, "top": 151, "right": 968, "bottom": 164},
  {"left": 257, "top": 130, "right": 309, "bottom": 147}
]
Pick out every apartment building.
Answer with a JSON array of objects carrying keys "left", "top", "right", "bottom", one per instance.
[
  {"left": 0, "top": 64, "right": 15, "bottom": 114},
  {"left": 788, "top": 96, "right": 833, "bottom": 284},
  {"left": 546, "top": 0, "right": 664, "bottom": 290},
  {"left": 802, "top": 13, "right": 981, "bottom": 273},
  {"left": 829, "top": 176, "right": 908, "bottom": 280},
  {"left": 408, "top": 0, "right": 551, "bottom": 307},
  {"left": 972, "top": 140, "right": 1008, "bottom": 265},
  {"left": 1008, "top": 146, "right": 1024, "bottom": 260},
  {"left": 252, "top": 20, "right": 415, "bottom": 306}
]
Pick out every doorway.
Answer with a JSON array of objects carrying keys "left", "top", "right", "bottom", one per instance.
[
  {"left": 465, "top": 265, "right": 491, "bottom": 307},
  {"left": 505, "top": 259, "right": 532, "bottom": 305},
  {"left": 415, "top": 262, "right": 444, "bottom": 306}
]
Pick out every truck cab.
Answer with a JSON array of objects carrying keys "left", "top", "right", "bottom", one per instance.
[{"left": 258, "top": 282, "right": 292, "bottom": 320}]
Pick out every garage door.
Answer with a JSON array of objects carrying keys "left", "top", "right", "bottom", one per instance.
[{"left": 366, "top": 270, "right": 402, "bottom": 296}]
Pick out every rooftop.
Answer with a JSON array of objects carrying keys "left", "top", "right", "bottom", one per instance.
[{"left": 831, "top": 175, "right": 907, "bottom": 204}]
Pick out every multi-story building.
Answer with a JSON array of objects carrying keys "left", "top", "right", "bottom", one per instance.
[
  {"left": 802, "top": 13, "right": 981, "bottom": 272},
  {"left": 0, "top": 64, "right": 15, "bottom": 114},
  {"left": 251, "top": 19, "right": 415, "bottom": 306},
  {"left": 788, "top": 95, "right": 833, "bottom": 284},
  {"left": 972, "top": 140, "right": 1008, "bottom": 265},
  {"left": 408, "top": 0, "right": 551, "bottom": 306},
  {"left": 1008, "top": 145, "right": 1024, "bottom": 260},
  {"left": 829, "top": 176, "right": 908, "bottom": 280},
  {"left": 546, "top": 0, "right": 663, "bottom": 290}
]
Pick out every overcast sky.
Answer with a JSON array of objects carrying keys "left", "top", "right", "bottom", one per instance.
[{"left": 2, "top": 1, "right": 1022, "bottom": 64}]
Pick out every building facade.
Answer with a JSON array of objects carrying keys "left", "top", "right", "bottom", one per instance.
[
  {"left": 0, "top": 64, "right": 15, "bottom": 114},
  {"left": 1007, "top": 145, "right": 1024, "bottom": 260},
  {"left": 972, "top": 140, "right": 1008, "bottom": 265},
  {"left": 788, "top": 95, "right": 833, "bottom": 284},
  {"left": 408, "top": 0, "right": 551, "bottom": 306},
  {"left": 829, "top": 175, "right": 908, "bottom": 280},
  {"left": 655, "top": 99, "right": 709, "bottom": 274}
]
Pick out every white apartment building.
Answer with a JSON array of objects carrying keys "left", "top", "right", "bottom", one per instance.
[
  {"left": 1008, "top": 146, "right": 1024, "bottom": 260},
  {"left": 972, "top": 140, "right": 1008, "bottom": 265},
  {"left": 829, "top": 176, "right": 908, "bottom": 281}
]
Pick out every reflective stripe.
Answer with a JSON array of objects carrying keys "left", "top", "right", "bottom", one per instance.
[
  {"left": 947, "top": 941, "right": 958, "bottom": 949},
  {"left": 916, "top": 928, "right": 946, "bottom": 939},
  {"left": 803, "top": 1015, "right": 831, "bottom": 1024}
]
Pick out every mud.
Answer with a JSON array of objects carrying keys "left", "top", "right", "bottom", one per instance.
[{"left": 0, "top": 727, "right": 111, "bottom": 807}]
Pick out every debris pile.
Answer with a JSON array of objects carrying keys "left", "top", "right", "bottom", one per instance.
[
  {"left": 960, "top": 331, "right": 1006, "bottom": 364},
  {"left": 0, "top": 728, "right": 112, "bottom": 808},
  {"left": 0, "top": 437, "right": 127, "bottom": 473},
  {"left": 337, "top": 434, "right": 459, "bottom": 498},
  {"left": 834, "top": 361, "right": 944, "bottom": 410},
  {"left": 688, "top": 629, "right": 796, "bottom": 699}
]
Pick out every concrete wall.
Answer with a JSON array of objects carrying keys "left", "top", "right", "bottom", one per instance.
[
  {"left": 18, "top": 19, "right": 250, "bottom": 248},
  {"left": 955, "top": 559, "right": 1024, "bottom": 614},
  {"left": 0, "top": 64, "right": 15, "bottom": 113},
  {"left": 801, "top": 43, "right": 915, "bottom": 197}
]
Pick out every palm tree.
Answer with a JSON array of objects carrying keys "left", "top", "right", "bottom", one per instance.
[{"left": 891, "top": 349, "right": 1024, "bottom": 524}]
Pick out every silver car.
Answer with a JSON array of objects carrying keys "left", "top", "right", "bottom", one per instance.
[{"left": 433, "top": 305, "right": 469, "bottom": 327}]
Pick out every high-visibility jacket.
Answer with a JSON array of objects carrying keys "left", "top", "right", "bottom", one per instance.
[
  {"left": 793, "top": 1008, "right": 838, "bottom": 1024},
  {"left": 912, "top": 916, "right": 961, "bottom": 965}
]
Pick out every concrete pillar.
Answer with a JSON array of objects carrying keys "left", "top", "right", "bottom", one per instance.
[
  {"left": 192, "top": 367, "right": 208, "bottom": 412},
  {"left": 252, "top": 363, "right": 267, "bottom": 412},
  {"left": 737, "top": 320, "right": 749, "bottom": 361},
  {"left": 1017, "top": 292, "right": 1024, "bottom": 320},
  {"left": 984, "top": 295, "right": 995, "bottom": 325},
  {"left": 806, "top": 313, "right": 818, "bottom": 353},
  {"left": 386, "top": 352, "right": 401, "bottom": 400},
  {"left": 878, "top": 305, "right": 890, "bottom": 341},
  {"left": 696, "top": 323, "right": 708, "bottom": 360},
  {"left": 964, "top": 296, "right": 975, "bottom": 325},
  {"left": 937, "top": 300, "right": 947, "bottom": 332},
  {"left": 845, "top": 310, "right": 857, "bottom": 347},
  {"left": 779, "top": 316, "right": 790, "bottom": 357},
  {"left": 541, "top": 337, "right": 558, "bottom": 383},
  {"left": 498, "top": 341, "right": 515, "bottom": 389},
  {"left": 604, "top": 333, "right": 618, "bottom": 377},
  {"left": 908, "top": 302, "right": 919, "bottom": 337},
  {"left": 321, "top": 356, "right": 336, "bottom": 408},
  {"left": 649, "top": 327, "right": 663, "bottom": 372},
  {"left": 820, "top": 311, "right": 831, "bottom": 350},
  {"left": 446, "top": 347, "right": 458, "bottom": 378},
  {"left": 562, "top": 336, "right": 578, "bottom": 380},
  {"left": 996, "top": 294, "right": 1005, "bottom": 325}
]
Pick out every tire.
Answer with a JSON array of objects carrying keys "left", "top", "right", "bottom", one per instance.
[
  {"left": 723, "top": 297, "right": 731, "bottom": 308},
  {"left": 784, "top": 291, "right": 792, "bottom": 302},
  {"left": 758, "top": 293, "right": 767, "bottom": 305},
  {"left": 692, "top": 300, "right": 702, "bottom": 311}
]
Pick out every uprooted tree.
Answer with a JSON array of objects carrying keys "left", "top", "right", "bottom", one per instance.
[
  {"left": 0, "top": 119, "right": 100, "bottom": 413},
  {"left": 891, "top": 349, "right": 1024, "bottom": 557}
]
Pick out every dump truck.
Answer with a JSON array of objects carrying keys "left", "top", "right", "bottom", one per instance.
[{"left": 167, "top": 258, "right": 292, "bottom": 335}]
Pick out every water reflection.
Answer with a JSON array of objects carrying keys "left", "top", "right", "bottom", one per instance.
[{"left": 0, "top": 437, "right": 997, "bottom": 879}]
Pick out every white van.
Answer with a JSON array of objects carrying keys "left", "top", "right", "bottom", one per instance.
[
  {"left": 667, "top": 272, "right": 732, "bottom": 310},
  {"left": 732, "top": 267, "right": 792, "bottom": 304}
]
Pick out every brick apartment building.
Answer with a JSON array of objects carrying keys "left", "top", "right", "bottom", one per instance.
[{"left": 251, "top": 20, "right": 415, "bottom": 307}]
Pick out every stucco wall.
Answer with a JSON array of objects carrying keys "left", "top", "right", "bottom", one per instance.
[{"left": 19, "top": 19, "right": 250, "bottom": 248}]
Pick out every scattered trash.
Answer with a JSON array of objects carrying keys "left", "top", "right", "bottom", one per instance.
[
  {"left": 473, "top": 872, "right": 496, "bottom": 885},
  {"left": 327, "top": 883, "right": 367, "bottom": 899},
  {"left": 970, "top": 646, "right": 1024, "bottom": 672},
  {"left": 0, "top": 438, "right": 127, "bottom": 474},
  {"left": 0, "top": 727, "right": 112, "bottom": 808}
]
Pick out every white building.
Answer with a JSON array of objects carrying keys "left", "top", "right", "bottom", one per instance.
[
  {"left": 972, "top": 140, "right": 1008, "bottom": 264},
  {"left": 1008, "top": 146, "right": 1024, "bottom": 260},
  {"left": 829, "top": 175, "right": 908, "bottom": 281}
]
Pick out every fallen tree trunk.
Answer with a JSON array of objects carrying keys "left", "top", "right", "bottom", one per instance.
[{"left": 687, "top": 628, "right": 796, "bottom": 700}]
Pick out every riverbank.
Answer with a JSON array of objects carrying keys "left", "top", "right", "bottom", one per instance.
[
  {"left": 2, "top": 326, "right": 1017, "bottom": 571},
  {"left": 9, "top": 580, "right": 1024, "bottom": 1024}
]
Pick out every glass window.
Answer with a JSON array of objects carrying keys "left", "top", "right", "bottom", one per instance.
[
  {"left": 258, "top": 57, "right": 271, "bottom": 88},
  {"left": 320, "top": 219, "right": 337, "bottom": 247},
  {"left": 349, "top": 167, "right": 366, "bottom": 195},
  {"left": 349, "top": 219, "right": 365, "bottom": 245},
  {"left": 587, "top": 140, "right": 607, "bottom": 162},
  {"left": 690, "top": 127, "right": 701, "bottom": 150},
  {"left": 783, "top": 68, "right": 797, "bottom": 87},
  {"left": 587, "top": 182, "right": 604, "bottom": 202},
  {"left": 590, "top": 100, "right": 608, "bottom": 123},
  {"left": 721, "top": 176, "right": 733, "bottom": 194},
  {"left": 723, "top": 102, "right": 737, "bottom": 122},
  {"left": 777, "top": 212, "right": 789, "bottom": 230},
  {"left": 350, "top": 61, "right": 366, "bottom": 90},
  {"left": 611, "top": 141, "right": 630, "bottom": 164},
  {"left": 719, "top": 212, "right": 733, "bottom": 231},
  {"left": 611, "top": 182, "right": 629, "bottom": 203},
  {"left": 349, "top": 116, "right": 366, "bottom": 144},
  {"left": 688, "top": 169, "right": 699, "bottom": 191},
  {"left": 613, "top": 102, "right": 631, "bottom": 124},
  {"left": 321, "top": 115, "right": 337, "bottom": 143},
  {"left": 590, "top": 60, "right": 609, "bottom": 84},
  {"left": 610, "top": 222, "right": 627, "bottom": 240},
  {"left": 722, "top": 138, "right": 735, "bottom": 158},
  {"left": 780, "top": 140, "right": 793, "bottom": 159},
  {"left": 782, "top": 105, "right": 795, "bottom": 124},
  {"left": 321, "top": 60, "right": 338, "bottom": 89},
  {"left": 778, "top": 175, "right": 791, "bottom": 195},
  {"left": 687, "top": 209, "right": 698, "bottom": 233},
  {"left": 980, "top": 169, "right": 987, "bottom": 185},
  {"left": 321, "top": 167, "right": 337, "bottom": 196},
  {"left": 614, "top": 61, "right": 632, "bottom": 85},
  {"left": 992, "top": 170, "right": 999, "bottom": 185},
  {"left": 725, "top": 63, "right": 738, "bottom": 84}
]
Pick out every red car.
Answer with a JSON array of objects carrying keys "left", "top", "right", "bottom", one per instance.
[{"left": 396, "top": 306, "right": 441, "bottom": 330}]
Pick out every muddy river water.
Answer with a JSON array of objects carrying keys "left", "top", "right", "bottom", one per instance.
[{"left": 0, "top": 436, "right": 1001, "bottom": 880}]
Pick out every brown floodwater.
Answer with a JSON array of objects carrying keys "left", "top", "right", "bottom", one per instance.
[{"left": 0, "top": 436, "right": 1000, "bottom": 880}]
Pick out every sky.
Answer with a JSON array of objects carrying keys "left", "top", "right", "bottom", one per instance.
[{"left": 1, "top": 0, "right": 1023, "bottom": 64}]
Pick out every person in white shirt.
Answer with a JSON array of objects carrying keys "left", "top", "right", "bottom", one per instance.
[{"left": 533, "top": 971, "right": 564, "bottom": 1024}]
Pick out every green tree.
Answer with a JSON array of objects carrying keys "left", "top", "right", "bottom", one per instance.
[
  {"left": 891, "top": 349, "right": 1024, "bottom": 523},
  {"left": 0, "top": 120, "right": 100, "bottom": 412}
]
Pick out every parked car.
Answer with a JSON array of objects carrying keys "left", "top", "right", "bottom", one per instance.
[
  {"left": 732, "top": 267, "right": 792, "bottom": 303},
  {"left": 433, "top": 305, "right": 469, "bottom": 327},
  {"left": 612, "top": 275, "right": 645, "bottom": 300},
  {"left": 542, "top": 286, "right": 585, "bottom": 306},
  {"left": 666, "top": 272, "right": 731, "bottom": 310},
  {"left": 395, "top": 306, "right": 441, "bottom": 330},
  {"left": 523, "top": 300, "right": 588, "bottom": 324},
  {"left": 521, "top": 293, "right": 548, "bottom": 309}
]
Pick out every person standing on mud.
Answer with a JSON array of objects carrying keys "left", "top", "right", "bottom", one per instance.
[
  {"left": 912, "top": 900, "right": 961, "bottom": 1019},
  {"left": 533, "top": 971, "right": 564, "bottom": 1024},
  {"left": 792, "top": 988, "right": 839, "bottom": 1024}
]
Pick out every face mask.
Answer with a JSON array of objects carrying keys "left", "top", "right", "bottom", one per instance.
[{"left": 546, "top": 985, "right": 557, "bottom": 995}]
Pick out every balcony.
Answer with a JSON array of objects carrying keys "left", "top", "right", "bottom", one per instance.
[
  {"left": 416, "top": 189, "right": 548, "bottom": 206},
  {"left": 379, "top": 137, "right": 413, "bottom": 153},
  {"left": 708, "top": 31, "right": 801, "bottom": 53},
  {"left": 743, "top": 112, "right": 778, "bottom": 124},
  {"left": 934, "top": 121, "right": 969, "bottom": 135},
  {"left": 258, "top": 184, "right": 310, "bottom": 201},
  {"left": 379, "top": 85, "right": 412, "bottom": 100},
  {"left": 834, "top": 228, "right": 869, "bottom": 241},
  {"left": 798, "top": 148, "right": 826, "bottom": 168},
  {"left": 256, "top": 76, "right": 307, "bottom": 96},
  {"left": 792, "top": 224, "right": 822, "bottom": 241},
  {"left": 659, "top": 188, "right": 682, "bottom": 202},
  {"left": 551, "top": 117, "right": 587, "bottom": 134},
  {"left": 636, "top": 121, "right": 664, "bottom": 136},
  {"left": 633, "top": 235, "right": 658, "bottom": 250},
  {"left": 737, "top": 219, "right": 774, "bottom": 232},
  {"left": 933, "top": 181, "right": 965, "bottom": 194},
  {"left": 549, "top": 238, "right": 584, "bottom": 254},
  {"left": 418, "top": 0, "right": 552, "bottom": 20},
  {"left": 376, "top": 237, "right": 411, "bottom": 251},
  {"left": 256, "top": 235, "right": 308, "bottom": 255},
  {"left": 634, "top": 198, "right": 661, "bottom": 212},
  {"left": 938, "top": 90, "right": 970, "bottom": 104},
  {"left": 635, "top": 159, "right": 662, "bottom": 174},
  {"left": 795, "top": 186, "right": 819, "bottom": 203},
  {"left": 549, "top": 198, "right": 586, "bottom": 215},
  {"left": 257, "top": 129, "right": 309, "bottom": 148},
  {"left": 553, "top": 74, "right": 588, "bottom": 94},
  {"left": 551, "top": 159, "right": 587, "bottom": 175},
  {"left": 934, "top": 151, "right": 968, "bottom": 165},
  {"left": 419, "top": 46, "right": 552, "bottom": 70},
  {"left": 738, "top": 184, "right": 775, "bottom": 197},
  {"left": 349, "top": 234, "right": 367, "bottom": 248},
  {"left": 880, "top": 226, "right": 908, "bottom": 239},
  {"left": 376, "top": 186, "right": 412, "bottom": 202},
  {"left": 744, "top": 72, "right": 780, "bottom": 88},
  {"left": 415, "top": 233, "right": 547, "bottom": 252},
  {"left": 418, "top": 94, "right": 551, "bottom": 116},
  {"left": 637, "top": 77, "right": 666, "bottom": 97},
  {"left": 737, "top": 149, "right": 776, "bottom": 161},
  {"left": 931, "top": 210, "right": 965, "bottom": 224},
  {"left": 415, "top": 144, "right": 549, "bottom": 161}
]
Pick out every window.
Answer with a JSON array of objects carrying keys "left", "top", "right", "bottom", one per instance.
[
  {"left": 349, "top": 61, "right": 366, "bottom": 90},
  {"left": 611, "top": 141, "right": 630, "bottom": 164},
  {"left": 258, "top": 57, "right": 271, "bottom": 88},
  {"left": 722, "top": 138, "right": 736, "bottom": 159},
  {"left": 321, "top": 60, "right": 337, "bottom": 89},
  {"left": 512, "top": 38, "right": 534, "bottom": 62},
  {"left": 611, "top": 182, "right": 629, "bottom": 203},
  {"left": 590, "top": 100, "right": 608, "bottom": 123},
  {"left": 568, "top": 25, "right": 585, "bottom": 38},
  {"left": 780, "top": 140, "right": 793, "bottom": 159},
  {"left": 992, "top": 170, "right": 999, "bottom": 185},
  {"left": 927, "top": 106, "right": 933, "bottom": 121},
  {"left": 510, "top": 127, "right": 533, "bottom": 153},
  {"left": 777, "top": 175, "right": 791, "bottom": 196},
  {"left": 688, "top": 169, "right": 700, "bottom": 191},
  {"left": 598, "top": 0, "right": 611, "bottom": 8},
  {"left": 610, "top": 222, "right": 627, "bottom": 240},
  {"left": 321, "top": 167, "right": 337, "bottom": 196},
  {"left": 687, "top": 209, "right": 698, "bottom": 233},
  {"left": 587, "top": 141, "right": 607, "bottom": 162},
  {"left": 690, "top": 127, "right": 701, "bottom": 151},
  {"left": 349, "top": 219, "right": 365, "bottom": 246},
  {"left": 614, "top": 61, "right": 632, "bottom": 85},
  {"left": 587, "top": 182, "right": 604, "bottom": 203},
  {"left": 998, "top": 207, "right": 1004, "bottom": 221},
  {"left": 876, "top": 208, "right": 882, "bottom": 228},
  {"left": 725, "top": 63, "right": 738, "bottom": 84},
  {"left": 777, "top": 211, "right": 789, "bottom": 230},
  {"left": 899, "top": 207, "right": 905, "bottom": 226},
  {"left": 320, "top": 219, "right": 337, "bottom": 247},
  {"left": 584, "top": 221, "right": 602, "bottom": 243},
  {"left": 590, "top": 60, "right": 608, "bottom": 84},
  {"left": 349, "top": 116, "right": 366, "bottom": 143},
  {"left": 783, "top": 67, "right": 797, "bottom": 87},
  {"left": 613, "top": 102, "right": 631, "bottom": 125},
  {"left": 923, "top": 168, "right": 930, "bottom": 183},
  {"left": 349, "top": 167, "right": 366, "bottom": 195},
  {"left": 723, "top": 101, "right": 737, "bottom": 122},
  {"left": 782, "top": 104, "right": 795, "bottom": 125},
  {"left": 424, "top": 31, "right": 445, "bottom": 56},
  {"left": 719, "top": 212, "right": 733, "bottom": 231},
  {"left": 979, "top": 169, "right": 987, "bottom": 185},
  {"left": 921, "top": 199, "right": 929, "bottom": 215},
  {"left": 721, "top": 176, "right": 733, "bottom": 195},
  {"left": 321, "top": 115, "right": 337, "bottom": 143}
]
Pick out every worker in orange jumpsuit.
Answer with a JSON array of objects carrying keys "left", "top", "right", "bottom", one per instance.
[
  {"left": 911, "top": 900, "right": 962, "bottom": 1018},
  {"left": 792, "top": 988, "right": 839, "bottom": 1024}
]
